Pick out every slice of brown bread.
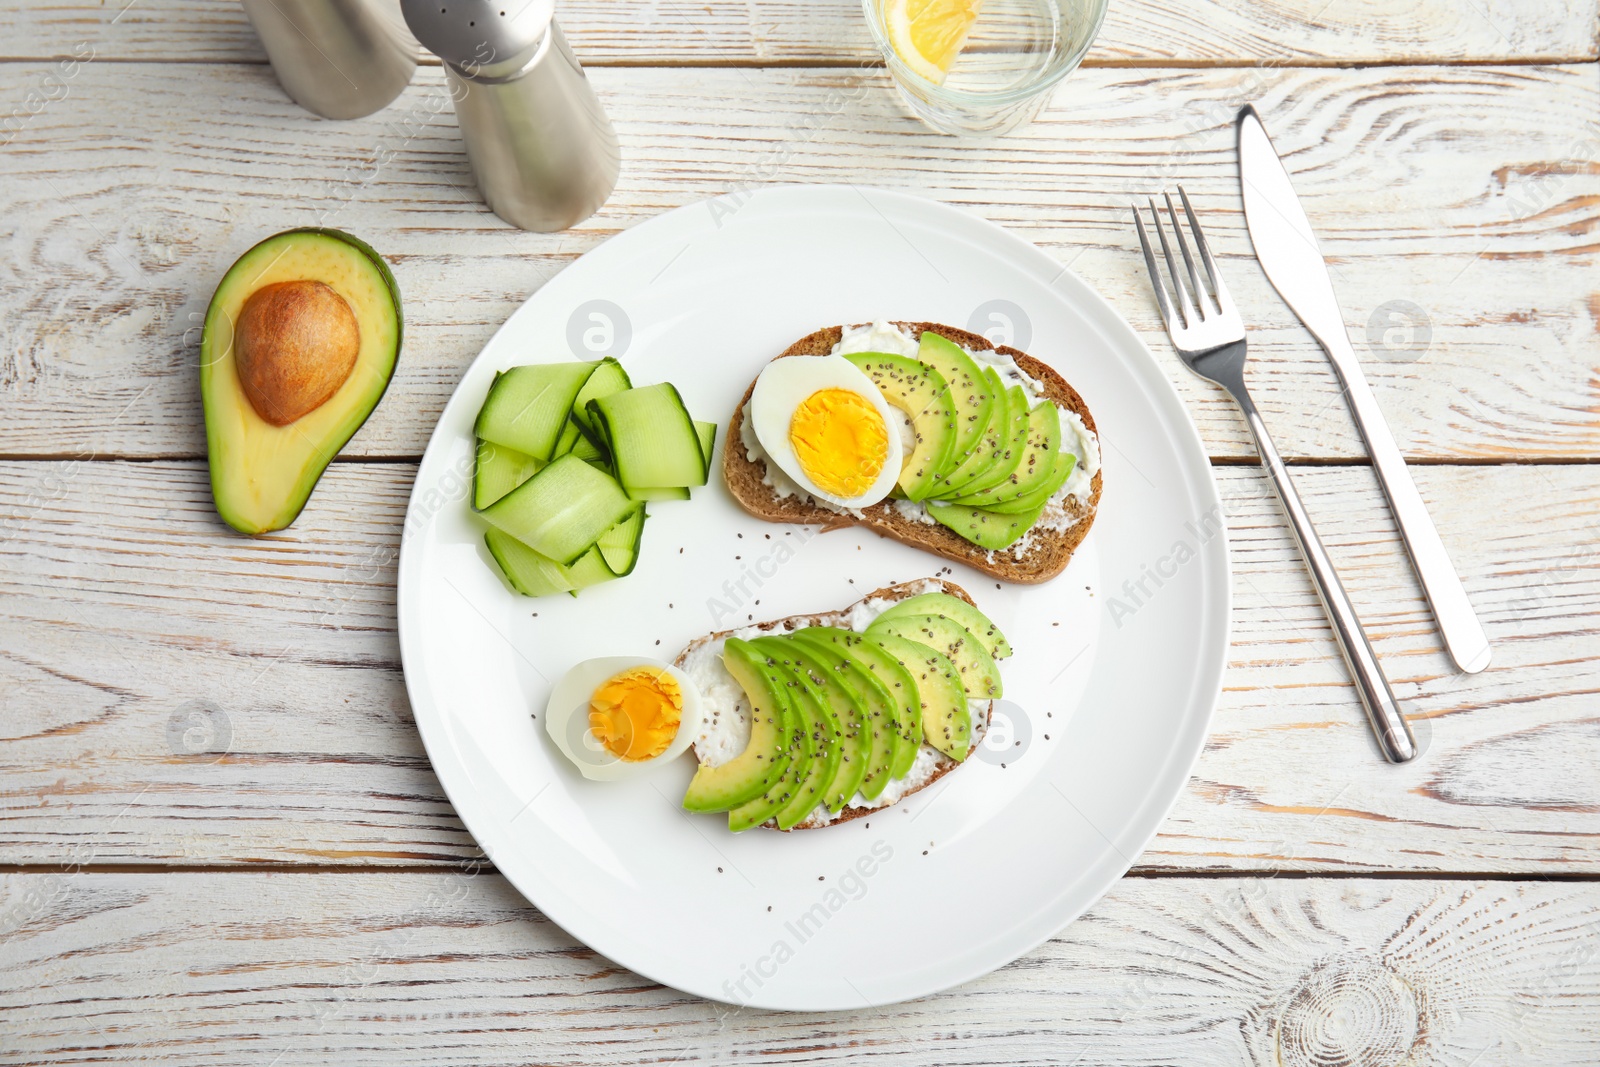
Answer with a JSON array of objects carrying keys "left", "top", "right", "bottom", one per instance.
[
  {"left": 723, "top": 321, "right": 1101, "bottom": 583},
  {"left": 674, "top": 578, "right": 995, "bottom": 832}
]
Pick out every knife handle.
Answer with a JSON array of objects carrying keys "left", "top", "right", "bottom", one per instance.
[
  {"left": 1322, "top": 332, "right": 1493, "bottom": 674},
  {"left": 1232, "top": 380, "right": 1418, "bottom": 763}
]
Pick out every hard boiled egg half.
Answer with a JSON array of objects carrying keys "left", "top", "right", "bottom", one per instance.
[
  {"left": 749, "top": 355, "right": 905, "bottom": 509},
  {"left": 545, "top": 657, "right": 704, "bottom": 781}
]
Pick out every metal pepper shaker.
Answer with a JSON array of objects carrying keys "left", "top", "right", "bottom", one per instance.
[
  {"left": 400, "top": 0, "right": 621, "bottom": 232},
  {"left": 240, "top": 0, "right": 419, "bottom": 119}
]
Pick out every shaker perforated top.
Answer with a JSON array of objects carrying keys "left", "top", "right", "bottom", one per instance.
[{"left": 400, "top": 0, "right": 554, "bottom": 69}]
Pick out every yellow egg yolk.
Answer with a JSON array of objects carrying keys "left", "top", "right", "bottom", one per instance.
[
  {"left": 589, "top": 667, "right": 683, "bottom": 762},
  {"left": 788, "top": 388, "right": 890, "bottom": 499}
]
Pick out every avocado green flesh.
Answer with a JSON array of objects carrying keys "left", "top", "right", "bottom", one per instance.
[
  {"left": 926, "top": 498, "right": 1048, "bottom": 551},
  {"left": 916, "top": 332, "right": 992, "bottom": 465},
  {"left": 947, "top": 385, "right": 1049, "bottom": 508},
  {"left": 787, "top": 633, "right": 899, "bottom": 807},
  {"left": 950, "top": 399, "right": 1061, "bottom": 507},
  {"left": 929, "top": 367, "right": 1011, "bottom": 497},
  {"left": 870, "top": 592, "right": 1012, "bottom": 660},
  {"left": 950, "top": 385, "right": 1032, "bottom": 498},
  {"left": 752, "top": 638, "right": 846, "bottom": 831},
  {"left": 841, "top": 351, "right": 955, "bottom": 502},
  {"left": 984, "top": 451, "right": 1075, "bottom": 515},
  {"left": 796, "top": 627, "right": 924, "bottom": 781},
  {"left": 730, "top": 638, "right": 825, "bottom": 832},
  {"left": 201, "top": 228, "right": 401, "bottom": 535},
  {"left": 862, "top": 630, "right": 972, "bottom": 762},
  {"left": 868, "top": 613, "right": 1002, "bottom": 700},
  {"left": 682, "top": 640, "right": 794, "bottom": 813}
]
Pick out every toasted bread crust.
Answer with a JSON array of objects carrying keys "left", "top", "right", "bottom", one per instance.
[
  {"left": 674, "top": 578, "right": 994, "bottom": 831},
  {"left": 722, "top": 322, "right": 1101, "bottom": 583}
]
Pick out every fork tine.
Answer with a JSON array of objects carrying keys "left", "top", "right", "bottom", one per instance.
[
  {"left": 1164, "top": 191, "right": 1214, "bottom": 317},
  {"left": 1133, "top": 205, "right": 1177, "bottom": 332},
  {"left": 1177, "top": 186, "right": 1233, "bottom": 314},
  {"left": 1148, "top": 197, "right": 1197, "bottom": 328}
]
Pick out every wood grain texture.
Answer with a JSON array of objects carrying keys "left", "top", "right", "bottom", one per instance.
[
  {"left": 1, "top": 460, "right": 1594, "bottom": 872},
  {"left": 2, "top": 0, "right": 1593, "bottom": 66},
  {"left": 1, "top": 871, "right": 1597, "bottom": 1065},
  {"left": 2, "top": 62, "right": 1596, "bottom": 462}
]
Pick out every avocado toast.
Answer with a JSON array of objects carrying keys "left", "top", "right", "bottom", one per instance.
[
  {"left": 725, "top": 321, "right": 1102, "bottom": 584},
  {"left": 675, "top": 578, "right": 1004, "bottom": 831}
]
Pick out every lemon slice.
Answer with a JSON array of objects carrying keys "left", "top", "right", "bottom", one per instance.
[{"left": 885, "top": 0, "right": 985, "bottom": 84}]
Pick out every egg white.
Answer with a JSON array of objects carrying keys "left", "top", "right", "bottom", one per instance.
[
  {"left": 748, "top": 355, "right": 904, "bottom": 509},
  {"left": 545, "top": 656, "right": 704, "bottom": 781}
]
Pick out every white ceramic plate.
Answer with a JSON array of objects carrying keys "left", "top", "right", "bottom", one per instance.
[{"left": 397, "top": 185, "right": 1228, "bottom": 1010}]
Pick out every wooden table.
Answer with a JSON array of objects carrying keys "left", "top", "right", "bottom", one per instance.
[{"left": 2, "top": 1, "right": 1597, "bottom": 1062}]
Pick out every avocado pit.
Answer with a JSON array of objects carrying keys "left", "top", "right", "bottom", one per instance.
[{"left": 234, "top": 279, "right": 361, "bottom": 426}]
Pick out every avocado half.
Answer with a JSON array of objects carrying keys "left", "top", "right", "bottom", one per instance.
[{"left": 200, "top": 228, "right": 402, "bottom": 534}]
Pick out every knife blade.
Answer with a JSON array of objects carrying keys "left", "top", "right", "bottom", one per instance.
[{"left": 1236, "top": 103, "right": 1492, "bottom": 675}]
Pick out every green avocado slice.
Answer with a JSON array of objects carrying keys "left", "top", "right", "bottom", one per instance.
[
  {"left": 869, "top": 591, "right": 1011, "bottom": 660},
  {"left": 681, "top": 639, "right": 795, "bottom": 814},
  {"left": 793, "top": 626, "right": 924, "bottom": 781},
  {"left": 841, "top": 351, "right": 955, "bottom": 502},
  {"left": 201, "top": 228, "right": 402, "bottom": 535},
  {"left": 733, "top": 637, "right": 836, "bottom": 831},
  {"left": 983, "top": 450, "right": 1076, "bottom": 514},
  {"left": 787, "top": 631, "right": 901, "bottom": 806},
  {"left": 868, "top": 613, "right": 1002, "bottom": 700},
  {"left": 925, "top": 497, "right": 1048, "bottom": 551},
  {"left": 862, "top": 631, "right": 972, "bottom": 762},
  {"left": 754, "top": 636, "right": 846, "bottom": 831},
  {"left": 947, "top": 384, "right": 1030, "bottom": 498},
  {"left": 928, "top": 367, "right": 1012, "bottom": 498},
  {"left": 950, "top": 395, "right": 1060, "bottom": 506},
  {"left": 916, "top": 332, "right": 992, "bottom": 469}
]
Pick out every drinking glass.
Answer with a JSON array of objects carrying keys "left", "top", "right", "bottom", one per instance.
[{"left": 863, "top": 0, "right": 1109, "bottom": 135}]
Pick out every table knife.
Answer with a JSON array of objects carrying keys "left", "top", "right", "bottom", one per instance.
[{"left": 1236, "top": 104, "right": 1492, "bottom": 675}]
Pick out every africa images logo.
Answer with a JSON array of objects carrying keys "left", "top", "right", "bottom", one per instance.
[
  {"left": 1103, "top": 504, "right": 1224, "bottom": 628},
  {"left": 723, "top": 840, "right": 893, "bottom": 1004}
]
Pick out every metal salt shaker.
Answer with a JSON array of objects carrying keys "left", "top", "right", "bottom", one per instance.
[
  {"left": 400, "top": 0, "right": 621, "bottom": 232},
  {"left": 241, "top": 0, "right": 419, "bottom": 119}
]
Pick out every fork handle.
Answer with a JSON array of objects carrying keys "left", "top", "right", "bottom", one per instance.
[{"left": 1227, "top": 369, "right": 1418, "bottom": 763}]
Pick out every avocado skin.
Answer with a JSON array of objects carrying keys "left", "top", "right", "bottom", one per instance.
[{"left": 201, "top": 228, "right": 402, "bottom": 535}]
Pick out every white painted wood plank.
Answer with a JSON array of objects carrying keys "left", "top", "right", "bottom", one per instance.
[
  {"left": 1, "top": 871, "right": 1597, "bottom": 1064},
  {"left": 1, "top": 63, "right": 1595, "bottom": 461},
  {"left": 0, "top": 461, "right": 1594, "bottom": 871},
  {"left": 2, "top": 0, "right": 1591, "bottom": 65}
]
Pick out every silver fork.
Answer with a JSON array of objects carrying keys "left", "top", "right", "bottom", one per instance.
[{"left": 1135, "top": 189, "right": 1417, "bottom": 764}]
